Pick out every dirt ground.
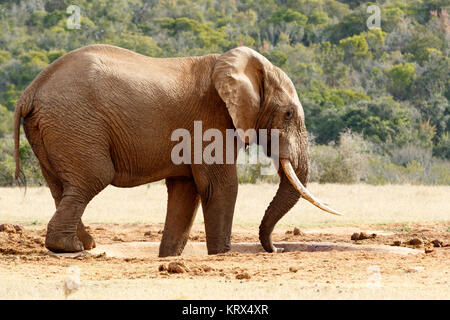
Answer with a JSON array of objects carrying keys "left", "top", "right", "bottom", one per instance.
[
  {"left": 0, "top": 221, "right": 449, "bottom": 299},
  {"left": 1, "top": 184, "right": 449, "bottom": 299}
]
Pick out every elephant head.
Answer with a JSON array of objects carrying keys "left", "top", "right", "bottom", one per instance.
[{"left": 213, "top": 47, "right": 343, "bottom": 252}]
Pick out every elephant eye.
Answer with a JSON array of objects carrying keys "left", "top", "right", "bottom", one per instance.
[{"left": 285, "top": 110, "right": 293, "bottom": 120}]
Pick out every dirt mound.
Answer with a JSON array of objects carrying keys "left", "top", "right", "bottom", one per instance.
[
  {"left": 351, "top": 232, "right": 377, "bottom": 241},
  {"left": 165, "top": 261, "right": 189, "bottom": 273},
  {"left": 236, "top": 272, "right": 251, "bottom": 280},
  {"left": 0, "top": 224, "right": 24, "bottom": 234},
  {"left": 0, "top": 224, "right": 46, "bottom": 255}
]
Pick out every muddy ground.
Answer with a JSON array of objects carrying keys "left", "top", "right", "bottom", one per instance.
[{"left": 0, "top": 222, "right": 449, "bottom": 299}]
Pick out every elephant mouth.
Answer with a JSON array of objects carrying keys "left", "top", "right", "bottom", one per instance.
[{"left": 280, "top": 159, "right": 343, "bottom": 216}]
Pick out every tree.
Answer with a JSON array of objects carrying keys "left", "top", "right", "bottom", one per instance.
[
  {"left": 339, "top": 33, "right": 369, "bottom": 69},
  {"left": 386, "top": 63, "right": 415, "bottom": 100},
  {"left": 342, "top": 97, "right": 411, "bottom": 145},
  {"left": 405, "top": 33, "right": 443, "bottom": 65}
]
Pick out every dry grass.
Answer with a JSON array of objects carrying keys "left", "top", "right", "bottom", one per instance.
[
  {"left": 0, "top": 276, "right": 446, "bottom": 300},
  {"left": 1, "top": 183, "right": 449, "bottom": 227}
]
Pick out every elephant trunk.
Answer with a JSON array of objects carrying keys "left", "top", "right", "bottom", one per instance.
[
  {"left": 259, "top": 159, "right": 343, "bottom": 253},
  {"left": 259, "top": 165, "right": 302, "bottom": 253}
]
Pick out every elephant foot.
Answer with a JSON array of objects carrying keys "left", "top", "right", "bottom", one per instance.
[
  {"left": 206, "top": 243, "right": 231, "bottom": 255},
  {"left": 159, "top": 247, "right": 182, "bottom": 258},
  {"left": 205, "top": 240, "right": 231, "bottom": 255},
  {"left": 159, "top": 238, "right": 187, "bottom": 257},
  {"left": 45, "top": 232, "right": 84, "bottom": 253},
  {"left": 207, "top": 237, "right": 232, "bottom": 255},
  {"left": 207, "top": 248, "right": 231, "bottom": 255},
  {"left": 77, "top": 224, "right": 96, "bottom": 250},
  {"left": 159, "top": 245, "right": 183, "bottom": 257}
]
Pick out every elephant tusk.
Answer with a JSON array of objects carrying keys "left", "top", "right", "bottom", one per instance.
[{"left": 280, "top": 159, "right": 344, "bottom": 216}]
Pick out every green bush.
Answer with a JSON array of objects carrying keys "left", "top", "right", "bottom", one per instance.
[
  {"left": 386, "top": 63, "right": 416, "bottom": 100},
  {"left": 365, "top": 156, "right": 450, "bottom": 185},
  {"left": 310, "top": 130, "right": 368, "bottom": 183},
  {"left": 309, "top": 130, "right": 450, "bottom": 186},
  {"left": 430, "top": 161, "right": 450, "bottom": 185}
]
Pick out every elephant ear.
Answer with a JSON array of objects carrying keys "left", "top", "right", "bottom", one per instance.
[{"left": 213, "top": 47, "right": 269, "bottom": 143}]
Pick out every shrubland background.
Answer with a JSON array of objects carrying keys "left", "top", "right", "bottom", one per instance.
[{"left": 0, "top": 0, "right": 448, "bottom": 186}]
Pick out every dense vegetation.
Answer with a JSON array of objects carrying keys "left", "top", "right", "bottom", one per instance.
[{"left": 0, "top": 0, "right": 449, "bottom": 185}]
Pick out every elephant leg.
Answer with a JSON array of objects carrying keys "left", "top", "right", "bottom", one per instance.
[
  {"left": 44, "top": 157, "right": 114, "bottom": 253},
  {"left": 45, "top": 192, "right": 88, "bottom": 253},
  {"left": 45, "top": 176, "right": 113, "bottom": 253},
  {"left": 40, "top": 166, "right": 97, "bottom": 252},
  {"left": 40, "top": 166, "right": 83, "bottom": 252},
  {"left": 159, "top": 178, "right": 200, "bottom": 257},
  {"left": 194, "top": 165, "right": 238, "bottom": 255}
]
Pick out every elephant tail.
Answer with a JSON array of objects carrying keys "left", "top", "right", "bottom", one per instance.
[{"left": 14, "top": 92, "right": 34, "bottom": 180}]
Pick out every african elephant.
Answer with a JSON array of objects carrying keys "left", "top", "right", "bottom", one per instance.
[{"left": 14, "top": 44, "right": 341, "bottom": 256}]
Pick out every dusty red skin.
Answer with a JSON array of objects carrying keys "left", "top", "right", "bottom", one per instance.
[{"left": 14, "top": 45, "right": 310, "bottom": 256}]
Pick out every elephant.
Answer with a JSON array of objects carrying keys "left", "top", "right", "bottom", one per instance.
[{"left": 14, "top": 44, "right": 341, "bottom": 256}]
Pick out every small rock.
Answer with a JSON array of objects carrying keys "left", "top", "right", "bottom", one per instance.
[
  {"left": 289, "top": 267, "right": 298, "bottom": 273},
  {"left": 158, "top": 264, "right": 167, "bottom": 272},
  {"left": 201, "top": 265, "right": 213, "bottom": 272},
  {"left": 113, "top": 236, "right": 124, "bottom": 242},
  {"left": 191, "top": 235, "right": 199, "bottom": 240},
  {"left": 144, "top": 231, "right": 152, "bottom": 237},
  {"left": 408, "top": 238, "right": 423, "bottom": 246},
  {"left": 158, "top": 230, "right": 164, "bottom": 234},
  {"left": 178, "top": 261, "right": 189, "bottom": 271},
  {"left": 293, "top": 227, "right": 302, "bottom": 236},
  {"left": 285, "top": 230, "right": 292, "bottom": 234},
  {"left": 431, "top": 239, "right": 442, "bottom": 248},
  {"left": 168, "top": 261, "right": 188, "bottom": 274},
  {"left": 393, "top": 240, "right": 402, "bottom": 246},
  {"left": 424, "top": 248, "right": 434, "bottom": 254},
  {"left": 236, "top": 272, "right": 251, "bottom": 280}
]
